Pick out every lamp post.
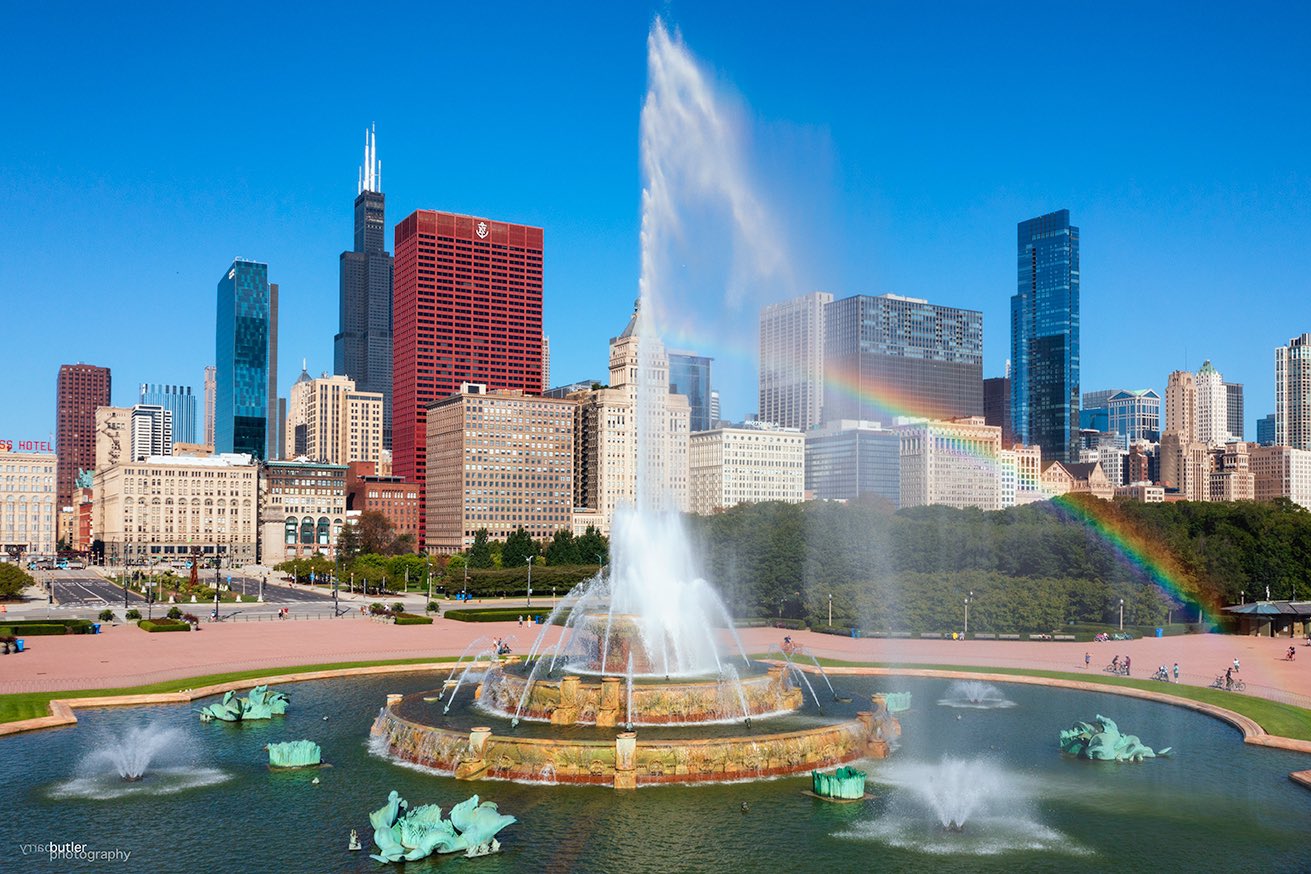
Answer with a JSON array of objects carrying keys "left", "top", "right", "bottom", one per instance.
[
  {"left": 828, "top": 593, "right": 832, "bottom": 627},
  {"left": 1241, "top": 591, "right": 1246, "bottom": 605},
  {"left": 1119, "top": 598, "right": 1124, "bottom": 632},
  {"left": 964, "top": 590, "right": 973, "bottom": 636},
  {"left": 260, "top": 573, "right": 266, "bottom": 603},
  {"left": 526, "top": 557, "right": 533, "bottom": 609}
]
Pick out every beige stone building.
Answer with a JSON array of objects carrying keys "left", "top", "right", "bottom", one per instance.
[
  {"left": 95, "top": 406, "right": 132, "bottom": 474},
  {"left": 1251, "top": 444, "right": 1311, "bottom": 510},
  {"left": 898, "top": 417, "right": 1002, "bottom": 511},
  {"left": 1160, "top": 433, "right": 1209, "bottom": 501},
  {"left": 259, "top": 459, "right": 347, "bottom": 564},
  {"left": 1207, "top": 442, "right": 1254, "bottom": 502},
  {"left": 570, "top": 302, "right": 690, "bottom": 532},
  {"left": 425, "top": 384, "right": 575, "bottom": 554},
  {"left": 96, "top": 453, "right": 259, "bottom": 566},
  {"left": 0, "top": 449, "right": 57, "bottom": 557},
  {"left": 1116, "top": 483, "right": 1165, "bottom": 503},
  {"left": 284, "top": 369, "right": 384, "bottom": 466},
  {"left": 689, "top": 422, "right": 805, "bottom": 514}
]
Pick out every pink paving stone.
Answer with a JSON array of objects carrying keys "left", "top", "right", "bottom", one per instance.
[{"left": 1, "top": 620, "right": 1309, "bottom": 705}]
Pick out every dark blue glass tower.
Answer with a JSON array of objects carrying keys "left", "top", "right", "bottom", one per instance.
[
  {"left": 139, "top": 384, "right": 197, "bottom": 444},
  {"left": 216, "top": 259, "right": 272, "bottom": 458},
  {"left": 668, "top": 352, "right": 713, "bottom": 432},
  {"left": 1011, "top": 210, "right": 1080, "bottom": 462}
]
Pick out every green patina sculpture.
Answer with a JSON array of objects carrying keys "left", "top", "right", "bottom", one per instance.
[
  {"left": 268, "top": 740, "right": 321, "bottom": 768},
  {"left": 877, "top": 692, "right": 913, "bottom": 713},
  {"left": 198, "top": 685, "right": 290, "bottom": 722},
  {"left": 1059, "top": 714, "right": 1172, "bottom": 762},
  {"left": 74, "top": 469, "right": 94, "bottom": 490},
  {"left": 811, "top": 765, "right": 866, "bottom": 800},
  {"left": 368, "top": 791, "right": 516, "bottom": 863}
]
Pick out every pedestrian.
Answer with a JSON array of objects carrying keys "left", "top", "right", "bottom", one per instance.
[
  {"left": 1124, "top": 655, "right": 1131, "bottom": 676},
  {"left": 1225, "top": 666, "right": 1233, "bottom": 690},
  {"left": 1172, "top": 662, "right": 1179, "bottom": 683},
  {"left": 1233, "top": 657, "right": 1240, "bottom": 673},
  {"left": 1085, "top": 652, "right": 1091, "bottom": 669},
  {"left": 518, "top": 615, "right": 524, "bottom": 627}
]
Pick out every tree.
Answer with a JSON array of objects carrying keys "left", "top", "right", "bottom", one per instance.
[
  {"left": 336, "top": 522, "right": 362, "bottom": 565},
  {"left": 502, "top": 526, "right": 537, "bottom": 569},
  {"left": 355, "top": 511, "right": 397, "bottom": 555},
  {"left": 0, "top": 563, "right": 34, "bottom": 600},
  {"left": 468, "top": 529, "right": 494, "bottom": 568},
  {"left": 575, "top": 526, "right": 608, "bottom": 566},
  {"left": 545, "top": 529, "right": 580, "bottom": 566}
]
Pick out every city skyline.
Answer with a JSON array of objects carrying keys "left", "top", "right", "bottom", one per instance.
[{"left": 3, "top": 5, "right": 1310, "bottom": 440}]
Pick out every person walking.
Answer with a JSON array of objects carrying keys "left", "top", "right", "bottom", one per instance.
[
  {"left": 1233, "top": 656, "right": 1241, "bottom": 673},
  {"left": 1085, "top": 652, "right": 1091, "bottom": 669},
  {"left": 1124, "top": 655, "right": 1131, "bottom": 676},
  {"left": 1172, "top": 662, "right": 1180, "bottom": 683}
]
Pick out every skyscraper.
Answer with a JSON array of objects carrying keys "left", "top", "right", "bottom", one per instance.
[
  {"left": 267, "top": 282, "right": 280, "bottom": 461},
  {"left": 139, "top": 384, "right": 196, "bottom": 445},
  {"left": 283, "top": 367, "right": 384, "bottom": 466},
  {"left": 1225, "top": 381, "right": 1245, "bottom": 441},
  {"left": 1012, "top": 209, "right": 1080, "bottom": 462},
  {"left": 1195, "top": 360, "right": 1229, "bottom": 445},
  {"left": 1106, "top": 389, "right": 1161, "bottom": 444},
  {"left": 1164, "top": 370, "right": 1198, "bottom": 439},
  {"left": 1257, "top": 413, "right": 1276, "bottom": 446},
  {"left": 983, "top": 376, "right": 1013, "bottom": 445},
  {"left": 824, "top": 293, "right": 983, "bottom": 424},
  {"left": 1276, "top": 332, "right": 1311, "bottom": 451},
  {"left": 392, "top": 210, "right": 544, "bottom": 547},
  {"left": 203, "top": 365, "right": 216, "bottom": 447},
  {"left": 668, "top": 352, "right": 713, "bottom": 432},
  {"left": 129, "top": 404, "right": 172, "bottom": 460},
  {"left": 759, "top": 292, "right": 831, "bottom": 431},
  {"left": 335, "top": 125, "right": 395, "bottom": 449},
  {"left": 215, "top": 259, "right": 276, "bottom": 459},
  {"left": 55, "top": 363, "right": 111, "bottom": 507}
]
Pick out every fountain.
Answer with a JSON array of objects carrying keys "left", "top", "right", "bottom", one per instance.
[
  {"left": 267, "top": 740, "right": 322, "bottom": 769},
  {"left": 367, "top": 790, "right": 515, "bottom": 862},
  {"left": 51, "top": 724, "right": 230, "bottom": 800},
  {"left": 198, "top": 685, "right": 289, "bottom": 722},
  {"left": 1059, "top": 714, "right": 1172, "bottom": 762},
  {"left": 937, "top": 680, "right": 1015, "bottom": 710}
]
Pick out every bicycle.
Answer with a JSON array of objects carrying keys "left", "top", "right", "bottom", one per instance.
[
  {"left": 1150, "top": 668, "right": 1170, "bottom": 682},
  {"left": 1210, "top": 674, "right": 1246, "bottom": 692}
]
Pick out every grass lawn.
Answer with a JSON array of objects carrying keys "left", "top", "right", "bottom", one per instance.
[
  {"left": 0, "top": 656, "right": 457, "bottom": 725},
  {"left": 756, "top": 655, "right": 1311, "bottom": 743}
]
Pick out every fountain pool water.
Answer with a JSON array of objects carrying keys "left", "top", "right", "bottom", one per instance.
[{"left": 49, "top": 724, "right": 230, "bottom": 800}]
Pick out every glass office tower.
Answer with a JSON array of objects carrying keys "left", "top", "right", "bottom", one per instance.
[
  {"left": 1012, "top": 210, "right": 1080, "bottom": 462},
  {"left": 669, "top": 352, "right": 713, "bottom": 433},
  {"left": 215, "top": 259, "right": 274, "bottom": 458}
]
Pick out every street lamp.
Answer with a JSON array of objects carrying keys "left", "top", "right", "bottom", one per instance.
[
  {"left": 526, "top": 557, "right": 533, "bottom": 609},
  {"left": 964, "top": 590, "right": 973, "bottom": 636},
  {"left": 1119, "top": 598, "right": 1124, "bottom": 632},
  {"left": 1241, "top": 591, "right": 1246, "bottom": 605},
  {"left": 828, "top": 593, "right": 833, "bottom": 627}
]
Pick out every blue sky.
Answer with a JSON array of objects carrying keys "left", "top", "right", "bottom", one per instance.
[{"left": 1, "top": 2, "right": 1308, "bottom": 440}]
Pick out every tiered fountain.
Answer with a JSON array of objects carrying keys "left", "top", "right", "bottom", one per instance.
[{"left": 371, "top": 513, "right": 900, "bottom": 789}]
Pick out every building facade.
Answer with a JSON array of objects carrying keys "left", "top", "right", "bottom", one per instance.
[
  {"left": 0, "top": 449, "right": 57, "bottom": 558},
  {"left": 983, "top": 376, "right": 1014, "bottom": 446},
  {"left": 689, "top": 422, "right": 804, "bottom": 514},
  {"left": 1225, "top": 382, "right": 1244, "bottom": 441},
  {"left": 759, "top": 291, "right": 831, "bottom": 431},
  {"left": 825, "top": 293, "right": 984, "bottom": 424},
  {"left": 1107, "top": 389, "right": 1160, "bottom": 444},
  {"left": 804, "top": 420, "right": 900, "bottom": 505},
  {"left": 259, "top": 460, "right": 347, "bottom": 564},
  {"left": 424, "top": 384, "right": 574, "bottom": 554},
  {"left": 392, "top": 210, "right": 544, "bottom": 548},
  {"left": 94, "top": 406, "right": 132, "bottom": 475},
  {"left": 1012, "top": 209, "right": 1080, "bottom": 462},
  {"left": 284, "top": 369, "right": 384, "bottom": 466},
  {"left": 346, "top": 461, "right": 420, "bottom": 546},
  {"left": 1276, "top": 333, "right": 1311, "bottom": 451},
  {"left": 668, "top": 352, "right": 713, "bottom": 433},
  {"left": 898, "top": 417, "right": 1001, "bottom": 511},
  {"left": 215, "top": 259, "right": 277, "bottom": 459},
  {"left": 1207, "top": 441, "right": 1254, "bottom": 502},
  {"left": 139, "top": 384, "right": 197, "bottom": 445},
  {"left": 335, "top": 126, "right": 395, "bottom": 451},
  {"left": 55, "top": 363, "right": 111, "bottom": 508},
  {"left": 130, "top": 405, "right": 173, "bottom": 461},
  {"left": 203, "top": 366, "right": 216, "bottom": 448},
  {"left": 96, "top": 453, "right": 259, "bottom": 566},
  {"left": 1164, "top": 370, "right": 1198, "bottom": 440},
  {"left": 1251, "top": 445, "right": 1311, "bottom": 510},
  {"left": 1257, "top": 413, "right": 1277, "bottom": 446},
  {"left": 570, "top": 304, "right": 691, "bottom": 532},
  {"left": 1195, "top": 360, "right": 1229, "bottom": 445}
]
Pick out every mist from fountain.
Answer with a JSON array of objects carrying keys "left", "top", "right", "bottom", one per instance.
[
  {"left": 937, "top": 680, "right": 1016, "bottom": 710},
  {"left": 51, "top": 724, "right": 229, "bottom": 800}
]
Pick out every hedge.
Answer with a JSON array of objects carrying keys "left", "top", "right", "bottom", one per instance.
[
  {"left": 393, "top": 612, "right": 433, "bottom": 625},
  {"left": 0, "top": 619, "right": 94, "bottom": 636},
  {"left": 734, "top": 618, "right": 807, "bottom": 631},
  {"left": 138, "top": 619, "right": 192, "bottom": 633},
  {"left": 443, "top": 607, "right": 557, "bottom": 624}
]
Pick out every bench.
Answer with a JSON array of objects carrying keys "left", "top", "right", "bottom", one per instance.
[
  {"left": 889, "top": 631, "right": 913, "bottom": 638},
  {"left": 972, "top": 632, "right": 996, "bottom": 640},
  {"left": 919, "top": 632, "right": 941, "bottom": 638},
  {"left": 997, "top": 633, "right": 1021, "bottom": 640},
  {"left": 1054, "top": 634, "right": 1076, "bottom": 641}
]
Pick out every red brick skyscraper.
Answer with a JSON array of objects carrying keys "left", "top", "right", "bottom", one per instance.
[
  {"left": 392, "top": 210, "right": 544, "bottom": 547},
  {"left": 56, "top": 363, "right": 112, "bottom": 508}
]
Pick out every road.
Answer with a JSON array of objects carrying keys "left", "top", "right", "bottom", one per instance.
[{"left": 43, "top": 570, "right": 145, "bottom": 606}]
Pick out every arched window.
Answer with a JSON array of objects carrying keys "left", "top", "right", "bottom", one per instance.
[
  {"left": 300, "top": 517, "right": 314, "bottom": 545},
  {"left": 316, "top": 517, "right": 330, "bottom": 546},
  {"left": 284, "top": 517, "right": 297, "bottom": 545}
]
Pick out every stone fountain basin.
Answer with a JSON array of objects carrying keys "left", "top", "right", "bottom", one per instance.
[{"left": 473, "top": 663, "right": 803, "bottom": 726}]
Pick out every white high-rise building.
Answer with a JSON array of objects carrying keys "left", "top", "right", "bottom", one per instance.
[
  {"left": 898, "top": 417, "right": 1002, "bottom": 511},
  {"left": 203, "top": 365, "right": 216, "bottom": 448},
  {"left": 1195, "top": 360, "right": 1229, "bottom": 445},
  {"left": 130, "top": 405, "right": 173, "bottom": 461},
  {"left": 1276, "top": 333, "right": 1311, "bottom": 451},
  {"left": 689, "top": 422, "right": 804, "bottom": 514},
  {"left": 759, "top": 292, "right": 832, "bottom": 431}
]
